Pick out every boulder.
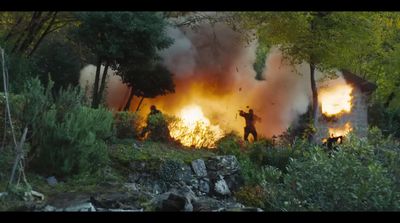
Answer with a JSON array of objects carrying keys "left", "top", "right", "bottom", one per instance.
[
  {"left": 198, "top": 178, "right": 210, "bottom": 194},
  {"left": 159, "top": 160, "right": 194, "bottom": 185},
  {"left": 43, "top": 205, "right": 56, "bottom": 212},
  {"left": 153, "top": 186, "right": 197, "bottom": 212},
  {"left": 223, "top": 174, "right": 244, "bottom": 193},
  {"left": 192, "top": 197, "right": 244, "bottom": 212},
  {"left": 213, "top": 176, "right": 231, "bottom": 196},
  {"left": 191, "top": 159, "right": 207, "bottom": 177},
  {"left": 206, "top": 156, "right": 240, "bottom": 176},
  {"left": 46, "top": 176, "right": 58, "bottom": 187},
  {"left": 90, "top": 192, "right": 148, "bottom": 210}
]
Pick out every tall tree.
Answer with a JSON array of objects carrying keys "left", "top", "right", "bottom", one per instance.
[
  {"left": 238, "top": 12, "right": 385, "bottom": 133},
  {"left": 71, "top": 12, "right": 173, "bottom": 109},
  {"left": 0, "top": 12, "right": 77, "bottom": 57}
]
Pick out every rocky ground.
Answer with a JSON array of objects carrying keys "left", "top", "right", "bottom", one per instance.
[{"left": 1, "top": 141, "right": 263, "bottom": 212}]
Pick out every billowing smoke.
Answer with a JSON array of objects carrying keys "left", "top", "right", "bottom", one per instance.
[
  {"left": 79, "top": 21, "right": 347, "bottom": 138},
  {"left": 79, "top": 64, "right": 130, "bottom": 111}
]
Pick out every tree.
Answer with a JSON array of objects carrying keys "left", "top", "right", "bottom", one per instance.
[
  {"left": 71, "top": 12, "right": 173, "bottom": 109},
  {"left": 32, "top": 31, "right": 82, "bottom": 92},
  {"left": 117, "top": 62, "right": 175, "bottom": 111},
  {"left": 0, "top": 12, "right": 77, "bottom": 57},
  {"left": 238, "top": 12, "right": 385, "bottom": 135}
]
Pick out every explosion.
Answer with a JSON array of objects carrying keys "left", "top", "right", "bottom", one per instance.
[
  {"left": 328, "top": 122, "right": 353, "bottom": 137},
  {"left": 168, "top": 104, "right": 224, "bottom": 148},
  {"left": 318, "top": 83, "right": 353, "bottom": 117}
]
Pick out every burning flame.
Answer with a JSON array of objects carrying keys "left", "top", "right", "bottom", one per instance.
[
  {"left": 328, "top": 122, "right": 353, "bottom": 138},
  {"left": 168, "top": 104, "right": 224, "bottom": 148},
  {"left": 319, "top": 84, "right": 353, "bottom": 117}
]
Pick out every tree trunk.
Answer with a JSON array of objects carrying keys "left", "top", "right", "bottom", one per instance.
[
  {"left": 14, "top": 12, "right": 44, "bottom": 54},
  {"left": 136, "top": 96, "right": 145, "bottom": 112},
  {"left": 96, "top": 61, "right": 109, "bottom": 108},
  {"left": 11, "top": 12, "right": 38, "bottom": 54},
  {"left": 28, "top": 12, "right": 58, "bottom": 57},
  {"left": 310, "top": 62, "right": 318, "bottom": 129},
  {"left": 91, "top": 57, "right": 102, "bottom": 108},
  {"left": 3, "top": 15, "right": 24, "bottom": 42},
  {"left": 124, "top": 88, "right": 135, "bottom": 111}
]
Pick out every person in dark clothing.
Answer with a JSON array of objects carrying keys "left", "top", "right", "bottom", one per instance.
[
  {"left": 239, "top": 108, "right": 261, "bottom": 141},
  {"left": 140, "top": 105, "right": 170, "bottom": 141}
]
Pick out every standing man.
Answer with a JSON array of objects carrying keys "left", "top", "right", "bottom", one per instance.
[{"left": 239, "top": 108, "right": 261, "bottom": 141}]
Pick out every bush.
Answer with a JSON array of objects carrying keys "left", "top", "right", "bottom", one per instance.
[
  {"left": 32, "top": 32, "right": 81, "bottom": 93},
  {"left": 145, "top": 113, "right": 171, "bottom": 142},
  {"left": 216, "top": 133, "right": 244, "bottom": 157},
  {"left": 20, "top": 78, "right": 113, "bottom": 177},
  {"left": 276, "top": 147, "right": 399, "bottom": 211},
  {"left": 235, "top": 185, "right": 267, "bottom": 208},
  {"left": 114, "top": 111, "right": 142, "bottom": 139},
  {"left": 31, "top": 106, "right": 112, "bottom": 177},
  {"left": 247, "top": 138, "right": 306, "bottom": 172}
]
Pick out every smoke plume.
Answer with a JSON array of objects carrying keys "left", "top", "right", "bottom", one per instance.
[{"left": 79, "top": 21, "right": 347, "bottom": 138}]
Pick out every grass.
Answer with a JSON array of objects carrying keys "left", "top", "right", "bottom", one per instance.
[{"left": 109, "top": 139, "right": 217, "bottom": 165}]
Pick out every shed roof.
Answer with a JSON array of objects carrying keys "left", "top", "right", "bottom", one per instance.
[{"left": 341, "top": 70, "right": 377, "bottom": 94}]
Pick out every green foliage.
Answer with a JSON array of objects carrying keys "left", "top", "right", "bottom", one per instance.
[
  {"left": 32, "top": 32, "right": 81, "bottom": 92},
  {"left": 71, "top": 12, "right": 174, "bottom": 108},
  {"left": 114, "top": 111, "right": 143, "bottom": 139},
  {"left": 0, "top": 48, "right": 39, "bottom": 94},
  {"left": 0, "top": 93, "right": 25, "bottom": 145},
  {"left": 216, "top": 133, "right": 244, "bottom": 157},
  {"left": 235, "top": 185, "right": 267, "bottom": 208},
  {"left": 32, "top": 106, "right": 112, "bottom": 177},
  {"left": 253, "top": 41, "right": 270, "bottom": 80},
  {"left": 369, "top": 102, "right": 400, "bottom": 139},
  {"left": 118, "top": 63, "right": 175, "bottom": 99},
  {"left": 248, "top": 138, "right": 305, "bottom": 172},
  {"left": 20, "top": 78, "right": 113, "bottom": 177},
  {"left": 276, "top": 145, "right": 399, "bottom": 211},
  {"left": 146, "top": 112, "right": 171, "bottom": 142},
  {"left": 109, "top": 140, "right": 215, "bottom": 166}
]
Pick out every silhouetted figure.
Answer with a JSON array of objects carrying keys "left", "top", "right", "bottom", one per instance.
[
  {"left": 323, "top": 135, "right": 343, "bottom": 152},
  {"left": 140, "top": 105, "right": 170, "bottom": 141},
  {"left": 239, "top": 109, "right": 261, "bottom": 141}
]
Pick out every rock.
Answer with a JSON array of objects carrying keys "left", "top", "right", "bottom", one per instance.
[
  {"left": 0, "top": 192, "right": 8, "bottom": 198},
  {"left": 223, "top": 174, "right": 244, "bottom": 193},
  {"left": 100, "top": 208, "right": 144, "bottom": 212},
  {"left": 214, "top": 176, "right": 231, "bottom": 196},
  {"left": 152, "top": 183, "right": 162, "bottom": 195},
  {"left": 153, "top": 186, "right": 197, "bottom": 212},
  {"left": 206, "top": 155, "right": 240, "bottom": 176},
  {"left": 46, "top": 176, "right": 58, "bottom": 187},
  {"left": 43, "top": 205, "right": 56, "bottom": 212},
  {"left": 123, "top": 183, "right": 139, "bottom": 192},
  {"left": 192, "top": 197, "right": 244, "bottom": 212},
  {"left": 191, "top": 159, "right": 207, "bottom": 177},
  {"left": 64, "top": 202, "right": 96, "bottom": 212},
  {"left": 160, "top": 193, "right": 187, "bottom": 211},
  {"left": 159, "top": 160, "right": 194, "bottom": 185},
  {"left": 90, "top": 192, "right": 145, "bottom": 210},
  {"left": 198, "top": 178, "right": 210, "bottom": 194}
]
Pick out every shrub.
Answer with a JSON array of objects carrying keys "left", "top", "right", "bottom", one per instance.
[
  {"left": 145, "top": 113, "right": 171, "bottom": 142},
  {"left": 20, "top": 78, "right": 113, "bottom": 177},
  {"left": 248, "top": 138, "right": 306, "bottom": 172},
  {"left": 276, "top": 147, "right": 400, "bottom": 211},
  {"left": 31, "top": 106, "right": 112, "bottom": 177},
  {"left": 114, "top": 111, "right": 142, "bottom": 139},
  {"left": 235, "top": 185, "right": 267, "bottom": 208},
  {"left": 216, "top": 133, "right": 243, "bottom": 157}
]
